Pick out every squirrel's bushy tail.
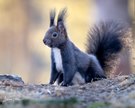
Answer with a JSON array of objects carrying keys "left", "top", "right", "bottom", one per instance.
[{"left": 86, "top": 21, "right": 132, "bottom": 76}]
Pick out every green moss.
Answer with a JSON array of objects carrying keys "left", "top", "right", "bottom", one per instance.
[
  {"left": 88, "top": 102, "right": 110, "bottom": 108},
  {"left": 21, "top": 99, "right": 31, "bottom": 106},
  {"left": 1, "top": 97, "right": 79, "bottom": 108}
]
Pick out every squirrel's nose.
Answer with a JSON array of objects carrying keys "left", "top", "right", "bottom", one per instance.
[{"left": 43, "top": 39, "right": 51, "bottom": 45}]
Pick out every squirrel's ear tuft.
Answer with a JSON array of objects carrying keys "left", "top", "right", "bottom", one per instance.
[
  {"left": 57, "top": 8, "right": 67, "bottom": 36},
  {"left": 50, "top": 9, "right": 56, "bottom": 27},
  {"left": 57, "top": 8, "right": 67, "bottom": 24}
]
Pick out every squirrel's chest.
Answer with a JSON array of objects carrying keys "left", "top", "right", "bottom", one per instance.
[{"left": 52, "top": 48, "right": 63, "bottom": 72}]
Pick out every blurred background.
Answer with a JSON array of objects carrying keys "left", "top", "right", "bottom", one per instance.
[{"left": 0, "top": 0, "right": 134, "bottom": 84}]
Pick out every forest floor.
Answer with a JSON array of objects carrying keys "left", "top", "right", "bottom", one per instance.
[{"left": 0, "top": 74, "right": 135, "bottom": 108}]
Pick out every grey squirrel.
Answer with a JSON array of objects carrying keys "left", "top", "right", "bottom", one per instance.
[{"left": 43, "top": 9, "right": 131, "bottom": 86}]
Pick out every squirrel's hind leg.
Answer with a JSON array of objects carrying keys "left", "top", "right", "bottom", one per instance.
[{"left": 85, "top": 55, "right": 106, "bottom": 83}]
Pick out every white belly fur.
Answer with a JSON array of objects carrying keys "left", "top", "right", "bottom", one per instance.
[{"left": 52, "top": 48, "right": 63, "bottom": 72}]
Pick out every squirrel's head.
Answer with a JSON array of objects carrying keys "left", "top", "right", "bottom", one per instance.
[{"left": 43, "top": 8, "right": 68, "bottom": 48}]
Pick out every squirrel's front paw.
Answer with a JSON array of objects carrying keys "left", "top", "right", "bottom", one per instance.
[
  {"left": 49, "top": 81, "right": 54, "bottom": 85},
  {"left": 60, "top": 82, "right": 68, "bottom": 87},
  {"left": 60, "top": 81, "right": 73, "bottom": 87}
]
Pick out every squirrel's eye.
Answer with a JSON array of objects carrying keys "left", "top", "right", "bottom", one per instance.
[{"left": 52, "top": 32, "right": 58, "bottom": 38}]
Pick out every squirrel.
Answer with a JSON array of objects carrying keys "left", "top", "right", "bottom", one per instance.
[{"left": 43, "top": 8, "right": 131, "bottom": 86}]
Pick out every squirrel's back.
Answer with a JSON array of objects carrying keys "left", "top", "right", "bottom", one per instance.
[{"left": 86, "top": 21, "right": 132, "bottom": 76}]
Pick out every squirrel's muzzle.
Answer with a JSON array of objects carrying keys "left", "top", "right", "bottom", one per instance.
[{"left": 43, "top": 39, "right": 51, "bottom": 46}]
